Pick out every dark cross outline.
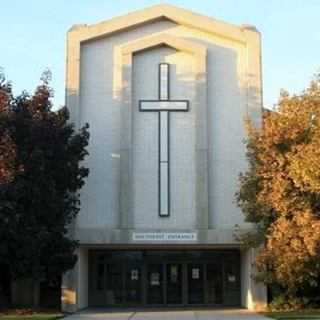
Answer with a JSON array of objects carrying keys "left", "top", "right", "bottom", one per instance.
[{"left": 139, "top": 63, "right": 189, "bottom": 217}]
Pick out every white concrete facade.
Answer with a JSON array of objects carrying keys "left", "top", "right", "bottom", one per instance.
[{"left": 62, "top": 4, "right": 266, "bottom": 312}]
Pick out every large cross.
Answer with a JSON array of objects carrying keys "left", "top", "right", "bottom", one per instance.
[{"left": 139, "top": 63, "right": 189, "bottom": 217}]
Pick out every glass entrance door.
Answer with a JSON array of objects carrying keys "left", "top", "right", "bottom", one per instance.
[
  {"left": 90, "top": 250, "right": 241, "bottom": 308},
  {"left": 187, "top": 263, "right": 204, "bottom": 304},
  {"left": 147, "top": 264, "right": 164, "bottom": 304},
  {"left": 207, "top": 263, "right": 223, "bottom": 305},
  {"left": 105, "top": 263, "right": 123, "bottom": 305},
  {"left": 125, "top": 263, "right": 142, "bottom": 305},
  {"left": 166, "top": 263, "right": 183, "bottom": 304}
]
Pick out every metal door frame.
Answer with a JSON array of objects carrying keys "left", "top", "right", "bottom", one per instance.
[{"left": 88, "top": 249, "right": 241, "bottom": 308}]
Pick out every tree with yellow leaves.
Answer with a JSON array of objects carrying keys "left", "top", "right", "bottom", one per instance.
[{"left": 237, "top": 75, "right": 320, "bottom": 309}]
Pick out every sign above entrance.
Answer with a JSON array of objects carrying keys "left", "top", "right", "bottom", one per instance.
[{"left": 132, "top": 232, "right": 197, "bottom": 242}]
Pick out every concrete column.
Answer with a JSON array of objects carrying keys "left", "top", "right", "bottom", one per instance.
[
  {"left": 242, "top": 26, "right": 263, "bottom": 127},
  {"left": 61, "top": 247, "right": 88, "bottom": 312},
  {"left": 194, "top": 53, "right": 209, "bottom": 229},
  {"left": 241, "top": 247, "right": 267, "bottom": 311},
  {"left": 78, "top": 248, "right": 89, "bottom": 309},
  {"left": 119, "top": 53, "right": 134, "bottom": 229}
]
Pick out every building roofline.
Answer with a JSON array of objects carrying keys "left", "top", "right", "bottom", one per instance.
[{"left": 68, "top": 3, "right": 259, "bottom": 44}]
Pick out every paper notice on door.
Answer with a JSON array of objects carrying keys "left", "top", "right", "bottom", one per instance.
[
  {"left": 170, "top": 265, "right": 178, "bottom": 283},
  {"left": 228, "top": 275, "right": 236, "bottom": 282},
  {"left": 131, "top": 269, "right": 139, "bottom": 280},
  {"left": 151, "top": 273, "right": 160, "bottom": 286},
  {"left": 192, "top": 268, "right": 200, "bottom": 279}
]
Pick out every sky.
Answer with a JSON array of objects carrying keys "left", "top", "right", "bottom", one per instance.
[{"left": 1, "top": 0, "right": 320, "bottom": 109}]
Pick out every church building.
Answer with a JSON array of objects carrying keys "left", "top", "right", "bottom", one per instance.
[{"left": 62, "top": 4, "right": 266, "bottom": 312}]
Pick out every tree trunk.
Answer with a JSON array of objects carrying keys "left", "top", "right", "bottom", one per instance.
[
  {"left": 32, "top": 278, "right": 40, "bottom": 308},
  {"left": 0, "top": 264, "right": 11, "bottom": 307}
]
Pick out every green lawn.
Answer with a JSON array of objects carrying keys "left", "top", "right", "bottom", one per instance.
[
  {"left": 263, "top": 311, "right": 320, "bottom": 319},
  {"left": 0, "top": 314, "right": 62, "bottom": 320}
]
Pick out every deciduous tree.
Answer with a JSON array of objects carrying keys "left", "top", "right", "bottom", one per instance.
[
  {"left": 0, "top": 74, "right": 17, "bottom": 184},
  {"left": 0, "top": 71, "right": 89, "bottom": 307},
  {"left": 237, "top": 75, "right": 320, "bottom": 307}
]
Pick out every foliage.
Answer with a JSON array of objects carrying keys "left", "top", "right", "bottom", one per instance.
[
  {"left": 0, "top": 74, "right": 18, "bottom": 184},
  {"left": 267, "top": 294, "right": 305, "bottom": 312},
  {"left": 0, "top": 71, "right": 89, "bottom": 291},
  {"left": 236, "top": 74, "right": 320, "bottom": 303},
  {"left": 0, "top": 317, "right": 61, "bottom": 320}
]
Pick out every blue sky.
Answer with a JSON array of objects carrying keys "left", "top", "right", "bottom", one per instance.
[{"left": 1, "top": 0, "right": 319, "bottom": 109}]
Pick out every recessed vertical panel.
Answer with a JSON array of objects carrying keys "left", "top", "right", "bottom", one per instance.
[
  {"left": 138, "top": 62, "right": 190, "bottom": 219},
  {"left": 160, "top": 162, "right": 169, "bottom": 216},
  {"left": 159, "top": 111, "right": 168, "bottom": 162},
  {"left": 159, "top": 63, "right": 169, "bottom": 101}
]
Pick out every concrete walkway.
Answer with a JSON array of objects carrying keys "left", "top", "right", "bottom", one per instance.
[{"left": 65, "top": 309, "right": 271, "bottom": 320}]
